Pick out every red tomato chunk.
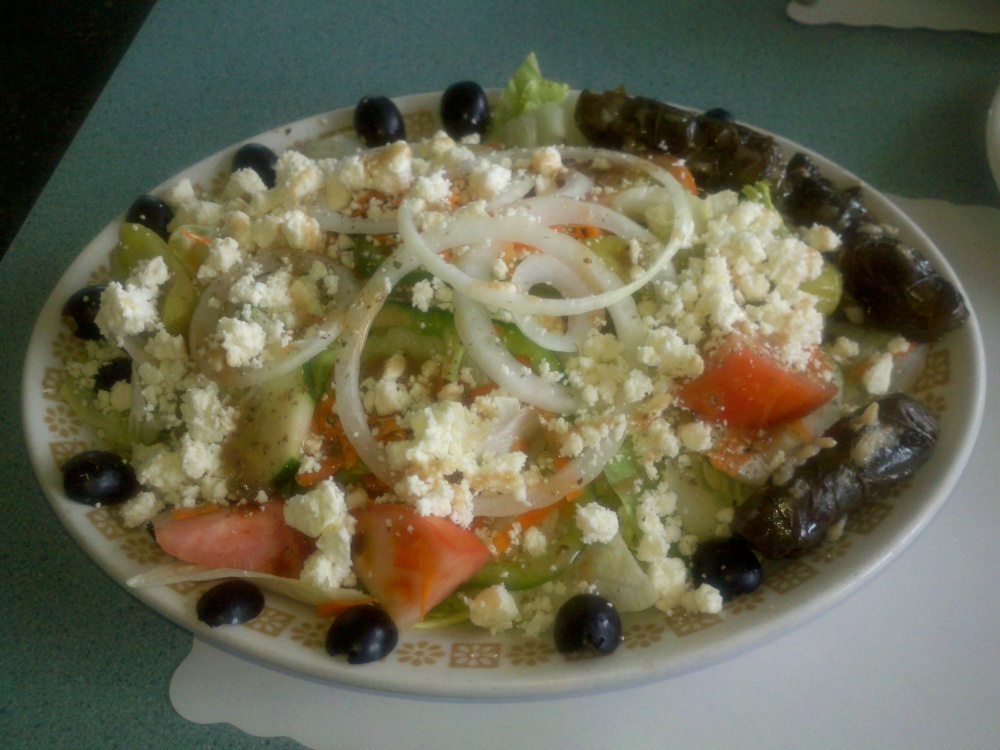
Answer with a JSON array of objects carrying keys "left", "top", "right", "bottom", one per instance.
[
  {"left": 352, "top": 504, "right": 490, "bottom": 630},
  {"left": 677, "top": 340, "right": 836, "bottom": 430},
  {"left": 153, "top": 502, "right": 312, "bottom": 578}
]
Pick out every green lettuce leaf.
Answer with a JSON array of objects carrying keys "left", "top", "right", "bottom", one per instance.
[{"left": 493, "top": 52, "right": 569, "bottom": 126}]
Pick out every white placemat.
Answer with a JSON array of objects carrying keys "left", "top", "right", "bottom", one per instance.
[
  {"left": 171, "top": 199, "right": 1000, "bottom": 750},
  {"left": 787, "top": 0, "right": 1000, "bottom": 32}
]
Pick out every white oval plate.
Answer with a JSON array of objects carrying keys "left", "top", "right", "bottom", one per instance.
[
  {"left": 987, "top": 82, "right": 1000, "bottom": 193},
  {"left": 22, "top": 92, "right": 986, "bottom": 698}
]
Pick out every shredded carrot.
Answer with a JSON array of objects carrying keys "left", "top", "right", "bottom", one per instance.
[
  {"left": 372, "top": 415, "right": 406, "bottom": 442},
  {"left": 297, "top": 389, "right": 361, "bottom": 487},
  {"left": 178, "top": 228, "right": 213, "bottom": 246},
  {"left": 295, "top": 453, "right": 348, "bottom": 487},
  {"left": 351, "top": 189, "right": 402, "bottom": 217},
  {"left": 553, "top": 224, "right": 608, "bottom": 242},
  {"left": 465, "top": 382, "right": 499, "bottom": 401},
  {"left": 500, "top": 241, "right": 537, "bottom": 267},
  {"left": 645, "top": 154, "right": 699, "bottom": 195},
  {"left": 314, "top": 597, "right": 378, "bottom": 618},
  {"left": 491, "top": 503, "right": 562, "bottom": 557}
]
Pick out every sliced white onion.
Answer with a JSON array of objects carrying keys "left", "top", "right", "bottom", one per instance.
[
  {"left": 453, "top": 244, "right": 579, "bottom": 414},
  {"left": 473, "top": 421, "right": 626, "bottom": 517},
  {"left": 509, "top": 253, "right": 604, "bottom": 353},
  {"left": 540, "top": 145, "right": 686, "bottom": 189},
  {"left": 308, "top": 204, "right": 398, "bottom": 235},
  {"left": 611, "top": 185, "right": 678, "bottom": 224},
  {"left": 332, "top": 249, "right": 421, "bottom": 485},
  {"left": 188, "top": 251, "right": 358, "bottom": 388},
  {"left": 483, "top": 174, "right": 535, "bottom": 211},
  {"left": 473, "top": 406, "right": 542, "bottom": 458},
  {"left": 398, "top": 185, "right": 691, "bottom": 317},
  {"left": 550, "top": 169, "right": 594, "bottom": 199},
  {"left": 125, "top": 561, "right": 367, "bottom": 607},
  {"left": 516, "top": 194, "right": 657, "bottom": 244}
]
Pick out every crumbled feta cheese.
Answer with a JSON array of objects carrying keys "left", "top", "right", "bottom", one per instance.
[
  {"left": 862, "top": 352, "right": 894, "bottom": 396},
  {"left": 120, "top": 491, "right": 165, "bottom": 528},
  {"left": 468, "top": 585, "right": 519, "bottom": 634},
  {"left": 575, "top": 502, "right": 619, "bottom": 545},
  {"left": 522, "top": 526, "right": 548, "bottom": 557},
  {"left": 677, "top": 421, "right": 713, "bottom": 453},
  {"left": 469, "top": 161, "right": 512, "bottom": 200},
  {"left": 216, "top": 317, "right": 266, "bottom": 368},
  {"left": 681, "top": 583, "right": 724, "bottom": 614}
]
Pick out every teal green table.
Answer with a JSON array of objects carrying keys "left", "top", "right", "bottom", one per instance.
[{"left": 3, "top": 2, "right": 998, "bottom": 747}]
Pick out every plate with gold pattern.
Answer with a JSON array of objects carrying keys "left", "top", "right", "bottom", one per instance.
[{"left": 22, "top": 92, "right": 985, "bottom": 697}]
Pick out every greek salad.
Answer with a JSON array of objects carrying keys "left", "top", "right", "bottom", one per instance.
[{"left": 58, "top": 55, "right": 965, "bottom": 661}]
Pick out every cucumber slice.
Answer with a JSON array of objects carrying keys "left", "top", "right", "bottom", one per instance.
[
  {"left": 224, "top": 368, "right": 314, "bottom": 490},
  {"left": 365, "top": 302, "right": 464, "bottom": 381},
  {"left": 658, "top": 460, "right": 731, "bottom": 542},
  {"left": 462, "top": 527, "right": 583, "bottom": 592},
  {"left": 111, "top": 222, "right": 200, "bottom": 336},
  {"left": 59, "top": 380, "right": 131, "bottom": 453}
]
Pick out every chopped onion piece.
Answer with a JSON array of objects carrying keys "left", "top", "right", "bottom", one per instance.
[
  {"left": 516, "top": 194, "right": 657, "bottom": 244},
  {"left": 308, "top": 204, "right": 398, "bottom": 235},
  {"left": 453, "top": 243, "right": 579, "bottom": 414},
  {"left": 509, "top": 252, "right": 605, "bottom": 353},
  {"left": 474, "top": 425, "right": 626, "bottom": 517},
  {"left": 126, "top": 561, "right": 366, "bottom": 607},
  {"left": 398, "top": 176, "right": 692, "bottom": 317},
  {"left": 332, "top": 248, "right": 421, "bottom": 485}
]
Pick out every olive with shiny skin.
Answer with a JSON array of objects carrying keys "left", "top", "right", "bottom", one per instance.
[
  {"left": 553, "top": 593, "right": 622, "bottom": 655},
  {"left": 440, "top": 81, "right": 491, "bottom": 138},
  {"left": 196, "top": 580, "right": 265, "bottom": 627},
  {"left": 62, "top": 286, "right": 106, "bottom": 341},
  {"left": 689, "top": 536, "right": 763, "bottom": 601},
  {"left": 232, "top": 142, "right": 279, "bottom": 188},
  {"left": 125, "top": 194, "right": 175, "bottom": 241},
  {"left": 325, "top": 604, "right": 399, "bottom": 664},
  {"left": 61, "top": 450, "right": 140, "bottom": 506},
  {"left": 354, "top": 96, "right": 406, "bottom": 148},
  {"left": 94, "top": 357, "right": 132, "bottom": 391}
]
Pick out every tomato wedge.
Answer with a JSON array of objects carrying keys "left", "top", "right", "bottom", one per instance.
[
  {"left": 677, "top": 340, "right": 836, "bottom": 430},
  {"left": 352, "top": 504, "right": 490, "bottom": 630},
  {"left": 153, "top": 501, "right": 312, "bottom": 578}
]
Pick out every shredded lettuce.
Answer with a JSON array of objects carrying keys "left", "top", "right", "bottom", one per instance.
[
  {"left": 598, "top": 440, "right": 651, "bottom": 549},
  {"left": 493, "top": 52, "right": 568, "bottom": 125},
  {"left": 488, "top": 53, "right": 585, "bottom": 147},
  {"left": 741, "top": 180, "right": 790, "bottom": 237}
]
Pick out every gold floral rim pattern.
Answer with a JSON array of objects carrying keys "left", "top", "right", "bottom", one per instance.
[{"left": 36, "top": 256, "right": 955, "bottom": 672}]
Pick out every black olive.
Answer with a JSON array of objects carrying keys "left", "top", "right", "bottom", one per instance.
[
  {"left": 689, "top": 536, "right": 763, "bottom": 601},
  {"left": 62, "top": 286, "right": 106, "bottom": 341},
  {"left": 232, "top": 142, "right": 279, "bottom": 189},
  {"left": 440, "top": 81, "right": 491, "bottom": 139},
  {"left": 196, "top": 580, "right": 265, "bottom": 627},
  {"left": 553, "top": 593, "right": 622, "bottom": 655},
  {"left": 325, "top": 604, "right": 399, "bottom": 664},
  {"left": 94, "top": 357, "right": 132, "bottom": 391},
  {"left": 125, "top": 194, "right": 175, "bottom": 241},
  {"left": 702, "top": 107, "right": 734, "bottom": 122},
  {"left": 61, "top": 450, "right": 140, "bottom": 506},
  {"left": 354, "top": 96, "right": 406, "bottom": 148}
]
